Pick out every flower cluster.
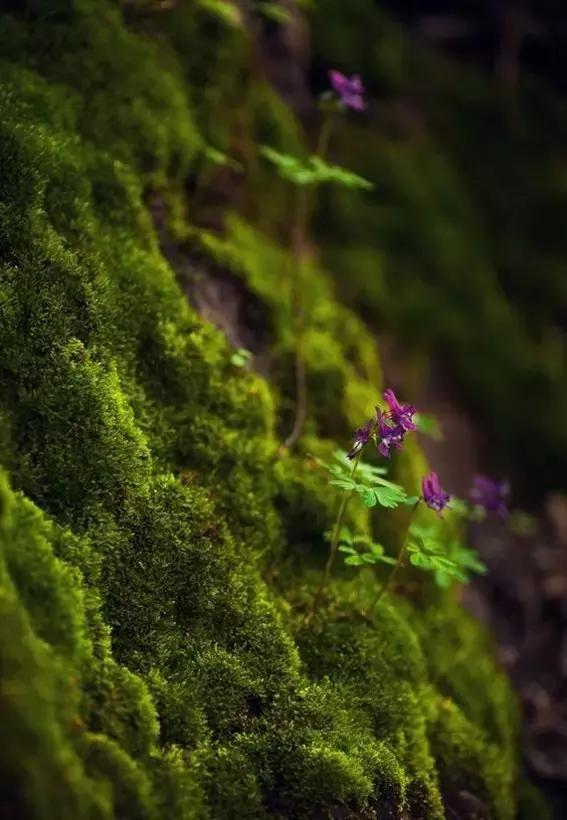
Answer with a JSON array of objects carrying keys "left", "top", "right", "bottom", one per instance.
[
  {"left": 347, "top": 388, "right": 417, "bottom": 459},
  {"left": 328, "top": 70, "right": 366, "bottom": 111},
  {"left": 315, "top": 380, "right": 496, "bottom": 616},
  {"left": 377, "top": 388, "right": 417, "bottom": 457},
  {"left": 347, "top": 389, "right": 453, "bottom": 516},
  {"left": 470, "top": 475, "right": 510, "bottom": 518}
]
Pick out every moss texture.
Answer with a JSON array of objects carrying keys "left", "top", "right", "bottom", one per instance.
[{"left": 0, "top": 1, "right": 537, "bottom": 818}]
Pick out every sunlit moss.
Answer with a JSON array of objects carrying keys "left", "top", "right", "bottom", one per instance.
[{"left": 0, "top": 2, "right": 533, "bottom": 818}]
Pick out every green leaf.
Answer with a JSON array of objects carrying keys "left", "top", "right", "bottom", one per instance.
[
  {"left": 352, "top": 534, "right": 373, "bottom": 547},
  {"left": 329, "top": 478, "right": 356, "bottom": 491},
  {"left": 308, "top": 155, "right": 374, "bottom": 190},
  {"left": 429, "top": 555, "right": 459, "bottom": 571},
  {"left": 409, "top": 552, "right": 432, "bottom": 568},
  {"left": 259, "top": 147, "right": 374, "bottom": 190},
  {"left": 444, "top": 542, "right": 487, "bottom": 579},
  {"left": 360, "top": 487, "right": 378, "bottom": 508},
  {"left": 332, "top": 450, "right": 357, "bottom": 471},
  {"left": 338, "top": 527, "right": 353, "bottom": 544},
  {"left": 422, "top": 539, "right": 444, "bottom": 556},
  {"left": 203, "top": 144, "right": 243, "bottom": 171},
  {"left": 338, "top": 545, "right": 357, "bottom": 555},
  {"left": 344, "top": 555, "right": 365, "bottom": 566},
  {"left": 407, "top": 520, "right": 487, "bottom": 587},
  {"left": 259, "top": 146, "right": 312, "bottom": 185},
  {"left": 374, "top": 485, "right": 405, "bottom": 508},
  {"left": 409, "top": 523, "right": 437, "bottom": 540}
]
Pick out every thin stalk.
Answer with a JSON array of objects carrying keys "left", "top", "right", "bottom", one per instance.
[
  {"left": 309, "top": 451, "right": 362, "bottom": 618},
  {"left": 283, "top": 189, "right": 310, "bottom": 449},
  {"left": 367, "top": 500, "right": 421, "bottom": 614},
  {"left": 283, "top": 113, "right": 335, "bottom": 450}
]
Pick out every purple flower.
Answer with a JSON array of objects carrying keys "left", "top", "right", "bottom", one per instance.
[
  {"left": 384, "top": 388, "right": 417, "bottom": 433},
  {"left": 470, "top": 475, "right": 510, "bottom": 518},
  {"left": 347, "top": 418, "right": 375, "bottom": 459},
  {"left": 376, "top": 411, "right": 404, "bottom": 458},
  {"left": 328, "top": 70, "right": 366, "bottom": 111},
  {"left": 375, "top": 388, "right": 417, "bottom": 457},
  {"left": 422, "top": 472, "right": 451, "bottom": 515}
]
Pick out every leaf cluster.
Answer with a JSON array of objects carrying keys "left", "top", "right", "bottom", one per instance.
[
  {"left": 408, "top": 524, "right": 487, "bottom": 588},
  {"left": 260, "top": 147, "right": 373, "bottom": 190},
  {"left": 317, "top": 451, "right": 417, "bottom": 510},
  {"left": 335, "top": 527, "right": 396, "bottom": 568}
]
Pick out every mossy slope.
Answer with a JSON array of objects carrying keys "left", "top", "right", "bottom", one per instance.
[{"left": 0, "top": 2, "right": 534, "bottom": 818}]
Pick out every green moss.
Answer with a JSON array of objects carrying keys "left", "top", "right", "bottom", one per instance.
[
  {"left": 83, "top": 733, "right": 156, "bottom": 820},
  {"left": 194, "top": 217, "right": 382, "bottom": 441},
  {"left": 0, "top": 1, "right": 542, "bottom": 818}
]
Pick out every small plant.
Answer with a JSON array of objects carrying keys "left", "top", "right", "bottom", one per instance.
[
  {"left": 321, "top": 449, "right": 415, "bottom": 509},
  {"left": 261, "top": 69, "right": 369, "bottom": 450},
  {"left": 259, "top": 148, "right": 373, "bottom": 190},
  {"left": 406, "top": 523, "right": 483, "bottom": 584},
  {"left": 310, "top": 389, "right": 487, "bottom": 616},
  {"left": 336, "top": 527, "right": 396, "bottom": 568}
]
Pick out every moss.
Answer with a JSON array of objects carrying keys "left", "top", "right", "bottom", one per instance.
[
  {"left": 83, "top": 733, "right": 156, "bottom": 820},
  {"left": 194, "top": 217, "right": 382, "bottom": 441},
  {"left": 294, "top": 597, "right": 444, "bottom": 818},
  {"left": 0, "top": 1, "right": 543, "bottom": 818},
  {"left": 0, "top": 473, "right": 108, "bottom": 820}
]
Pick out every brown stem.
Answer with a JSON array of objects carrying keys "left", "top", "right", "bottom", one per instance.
[
  {"left": 283, "top": 189, "right": 310, "bottom": 450},
  {"left": 283, "top": 113, "right": 335, "bottom": 450},
  {"left": 367, "top": 500, "right": 421, "bottom": 614},
  {"left": 308, "top": 452, "right": 362, "bottom": 619}
]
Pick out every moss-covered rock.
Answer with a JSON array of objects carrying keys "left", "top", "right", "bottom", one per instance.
[{"left": 0, "top": 1, "right": 540, "bottom": 818}]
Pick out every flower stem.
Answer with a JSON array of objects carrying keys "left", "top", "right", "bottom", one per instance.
[
  {"left": 309, "top": 451, "right": 362, "bottom": 618},
  {"left": 283, "top": 189, "right": 310, "bottom": 449},
  {"left": 367, "top": 500, "right": 421, "bottom": 614},
  {"left": 283, "top": 113, "right": 335, "bottom": 451}
]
